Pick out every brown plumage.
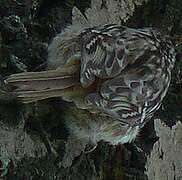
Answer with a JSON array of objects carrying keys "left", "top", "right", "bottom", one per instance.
[{"left": 5, "top": 24, "right": 176, "bottom": 145}]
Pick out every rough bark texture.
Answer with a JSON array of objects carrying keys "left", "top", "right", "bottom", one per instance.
[
  {"left": 0, "top": 0, "right": 182, "bottom": 180},
  {"left": 146, "top": 120, "right": 182, "bottom": 180}
]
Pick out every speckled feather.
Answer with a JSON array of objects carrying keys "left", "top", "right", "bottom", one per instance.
[
  {"left": 79, "top": 24, "right": 175, "bottom": 127},
  {"left": 6, "top": 24, "right": 176, "bottom": 145}
]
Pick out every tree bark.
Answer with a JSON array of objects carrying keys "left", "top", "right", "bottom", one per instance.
[
  {"left": 146, "top": 120, "right": 182, "bottom": 180},
  {"left": 0, "top": 0, "right": 181, "bottom": 179}
]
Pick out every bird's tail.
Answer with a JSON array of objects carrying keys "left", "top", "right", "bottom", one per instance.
[{"left": 6, "top": 57, "right": 87, "bottom": 105}]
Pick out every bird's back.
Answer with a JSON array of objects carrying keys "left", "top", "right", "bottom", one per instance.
[{"left": 78, "top": 24, "right": 176, "bottom": 126}]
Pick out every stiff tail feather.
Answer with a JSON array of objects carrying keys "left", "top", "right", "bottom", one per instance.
[{"left": 5, "top": 59, "right": 85, "bottom": 104}]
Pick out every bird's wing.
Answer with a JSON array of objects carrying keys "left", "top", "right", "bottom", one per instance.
[
  {"left": 80, "top": 24, "right": 129, "bottom": 87},
  {"left": 85, "top": 75, "right": 148, "bottom": 126},
  {"left": 85, "top": 64, "right": 159, "bottom": 127},
  {"left": 79, "top": 24, "right": 157, "bottom": 88},
  {"left": 82, "top": 25, "right": 164, "bottom": 125}
]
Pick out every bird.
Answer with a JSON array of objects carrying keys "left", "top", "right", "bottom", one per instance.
[{"left": 4, "top": 24, "right": 176, "bottom": 147}]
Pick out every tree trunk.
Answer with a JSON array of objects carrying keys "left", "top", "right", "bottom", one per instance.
[{"left": 0, "top": 0, "right": 181, "bottom": 179}]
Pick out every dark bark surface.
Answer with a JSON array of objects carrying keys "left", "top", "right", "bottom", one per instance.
[{"left": 0, "top": 0, "right": 181, "bottom": 180}]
